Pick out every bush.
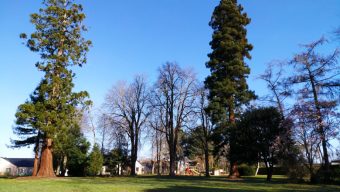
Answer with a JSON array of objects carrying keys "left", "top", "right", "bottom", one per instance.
[
  {"left": 286, "top": 165, "right": 308, "bottom": 182},
  {"left": 86, "top": 144, "right": 104, "bottom": 176},
  {"left": 331, "top": 165, "right": 340, "bottom": 181},
  {"left": 258, "top": 167, "right": 287, "bottom": 175},
  {"left": 238, "top": 164, "right": 255, "bottom": 176}
]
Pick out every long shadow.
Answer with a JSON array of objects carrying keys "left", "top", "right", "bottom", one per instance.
[
  {"left": 144, "top": 185, "right": 340, "bottom": 192},
  {"left": 137, "top": 175, "right": 289, "bottom": 184},
  {"left": 144, "top": 186, "right": 256, "bottom": 192}
]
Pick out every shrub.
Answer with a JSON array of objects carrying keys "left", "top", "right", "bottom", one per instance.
[
  {"left": 238, "top": 164, "right": 255, "bottom": 176},
  {"left": 86, "top": 144, "right": 104, "bottom": 176}
]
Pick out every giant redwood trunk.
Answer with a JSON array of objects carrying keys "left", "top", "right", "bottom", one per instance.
[
  {"left": 229, "top": 161, "right": 240, "bottom": 178},
  {"left": 32, "top": 151, "right": 39, "bottom": 176},
  {"left": 228, "top": 105, "right": 240, "bottom": 178},
  {"left": 37, "top": 138, "right": 55, "bottom": 177},
  {"left": 32, "top": 131, "right": 41, "bottom": 176}
]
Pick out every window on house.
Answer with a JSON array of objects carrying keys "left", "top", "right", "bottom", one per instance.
[
  {"left": 136, "top": 167, "right": 139, "bottom": 172},
  {"left": 6, "top": 168, "right": 11, "bottom": 173}
]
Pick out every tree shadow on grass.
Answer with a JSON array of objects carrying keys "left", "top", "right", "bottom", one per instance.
[
  {"left": 137, "top": 175, "right": 288, "bottom": 185},
  {"left": 144, "top": 186, "right": 256, "bottom": 192}
]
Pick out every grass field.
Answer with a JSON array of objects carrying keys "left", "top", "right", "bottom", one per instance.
[{"left": 0, "top": 175, "right": 339, "bottom": 192}]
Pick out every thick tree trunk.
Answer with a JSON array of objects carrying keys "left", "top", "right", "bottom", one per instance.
[
  {"left": 156, "top": 138, "right": 161, "bottom": 176},
  {"left": 130, "top": 148, "right": 137, "bottom": 176},
  {"left": 32, "top": 131, "right": 41, "bottom": 176},
  {"left": 56, "top": 159, "right": 61, "bottom": 176},
  {"left": 228, "top": 105, "right": 240, "bottom": 179},
  {"left": 61, "top": 156, "right": 67, "bottom": 176},
  {"left": 32, "top": 152, "right": 40, "bottom": 176},
  {"left": 204, "top": 141, "right": 210, "bottom": 177},
  {"left": 255, "top": 162, "right": 260, "bottom": 176},
  {"left": 309, "top": 69, "right": 331, "bottom": 183},
  {"left": 266, "top": 166, "right": 273, "bottom": 181},
  {"left": 130, "top": 160, "right": 136, "bottom": 176},
  {"left": 169, "top": 145, "right": 176, "bottom": 176},
  {"left": 229, "top": 161, "right": 240, "bottom": 178},
  {"left": 37, "top": 138, "right": 55, "bottom": 177}
]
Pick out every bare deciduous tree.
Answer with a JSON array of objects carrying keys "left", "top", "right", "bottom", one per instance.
[
  {"left": 149, "top": 113, "right": 167, "bottom": 175},
  {"left": 104, "top": 75, "right": 151, "bottom": 176},
  {"left": 288, "top": 38, "right": 340, "bottom": 182},
  {"left": 151, "top": 62, "right": 197, "bottom": 176},
  {"left": 258, "top": 61, "right": 291, "bottom": 116},
  {"left": 291, "top": 101, "right": 322, "bottom": 182},
  {"left": 190, "top": 86, "right": 214, "bottom": 177}
]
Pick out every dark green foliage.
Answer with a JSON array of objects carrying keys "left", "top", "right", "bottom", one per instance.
[
  {"left": 13, "top": 0, "right": 92, "bottom": 176},
  {"left": 86, "top": 144, "right": 104, "bottom": 176},
  {"left": 282, "top": 145, "right": 307, "bottom": 181},
  {"left": 182, "top": 128, "right": 203, "bottom": 158},
  {"left": 330, "top": 165, "right": 340, "bottom": 181},
  {"left": 53, "top": 125, "right": 90, "bottom": 176},
  {"left": 18, "top": 0, "right": 92, "bottom": 139},
  {"left": 235, "top": 107, "right": 283, "bottom": 181},
  {"left": 103, "top": 147, "right": 129, "bottom": 176},
  {"left": 11, "top": 81, "right": 47, "bottom": 148},
  {"left": 65, "top": 135, "right": 90, "bottom": 176},
  {"left": 257, "top": 167, "right": 288, "bottom": 175},
  {"left": 182, "top": 126, "right": 213, "bottom": 158},
  {"left": 238, "top": 164, "right": 255, "bottom": 176},
  {"left": 204, "top": 0, "right": 256, "bottom": 175},
  {"left": 205, "top": 0, "right": 255, "bottom": 125}
]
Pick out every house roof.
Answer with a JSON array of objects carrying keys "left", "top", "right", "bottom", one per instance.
[{"left": 3, "top": 158, "right": 34, "bottom": 167}]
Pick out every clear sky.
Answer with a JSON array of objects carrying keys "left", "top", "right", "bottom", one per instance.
[{"left": 0, "top": 0, "right": 339, "bottom": 158}]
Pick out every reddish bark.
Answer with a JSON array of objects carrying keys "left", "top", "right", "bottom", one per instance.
[
  {"left": 229, "top": 162, "right": 240, "bottom": 179},
  {"left": 32, "top": 154, "right": 39, "bottom": 176},
  {"left": 37, "top": 138, "right": 55, "bottom": 177},
  {"left": 228, "top": 104, "right": 240, "bottom": 178},
  {"left": 32, "top": 131, "right": 41, "bottom": 176}
]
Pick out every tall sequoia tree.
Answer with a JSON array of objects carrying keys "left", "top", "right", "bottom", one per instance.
[
  {"left": 205, "top": 0, "right": 255, "bottom": 178},
  {"left": 14, "top": 0, "right": 91, "bottom": 177}
]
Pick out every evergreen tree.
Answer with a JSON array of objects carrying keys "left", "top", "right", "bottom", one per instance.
[
  {"left": 86, "top": 144, "right": 104, "bottom": 176},
  {"left": 235, "top": 107, "right": 283, "bottom": 181},
  {"left": 14, "top": 0, "right": 91, "bottom": 177},
  {"left": 53, "top": 115, "right": 90, "bottom": 176},
  {"left": 64, "top": 130, "right": 90, "bottom": 177},
  {"left": 205, "top": 0, "right": 255, "bottom": 177},
  {"left": 12, "top": 81, "right": 45, "bottom": 176}
]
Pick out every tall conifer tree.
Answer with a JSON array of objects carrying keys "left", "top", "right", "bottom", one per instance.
[
  {"left": 205, "top": 0, "right": 255, "bottom": 177},
  {"left": 14, "top": 0, "right": 91, "bottom": 177}
]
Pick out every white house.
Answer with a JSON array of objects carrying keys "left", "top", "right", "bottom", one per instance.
[
  {"left": 0, "top": 157, "right": 34, "bottom": 176},
  {"left": 135, "top": 161, "right": 144, "bottom": 175}
]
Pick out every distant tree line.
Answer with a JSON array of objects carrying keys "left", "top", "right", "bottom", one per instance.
[{"left": 10, "top": 0, "right": 339, "bottom": 184}]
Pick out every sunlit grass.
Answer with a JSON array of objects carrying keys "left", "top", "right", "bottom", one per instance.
[{"left": 0, "top": 175, "right": 339, "bottom": 192}]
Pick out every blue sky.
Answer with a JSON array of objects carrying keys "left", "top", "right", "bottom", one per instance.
[{"left": 0, "top": 0, "right": 339, "bottom": 158}]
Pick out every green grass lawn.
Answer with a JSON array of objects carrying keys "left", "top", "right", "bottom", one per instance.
[{"left": 0, "top": 175, "right": 339, "bottom": 192}]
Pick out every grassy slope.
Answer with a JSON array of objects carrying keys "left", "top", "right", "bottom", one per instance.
[{"left": 0, "top": 176, "right": 339, "bottom": 192}]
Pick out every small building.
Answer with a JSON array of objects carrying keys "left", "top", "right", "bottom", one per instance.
[
  {"left": 0, "top": 157, "right": 34, "bottom": 176},
  {"left": 331, "top": 159, "right": 340, "bottom": 165},
  {"left": 135, "top": 161, "right": 144, "bottom": 175}
]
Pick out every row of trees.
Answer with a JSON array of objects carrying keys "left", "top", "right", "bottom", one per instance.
[{"left": 10, "top": 0, "right": 339, "bottom": 183}]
